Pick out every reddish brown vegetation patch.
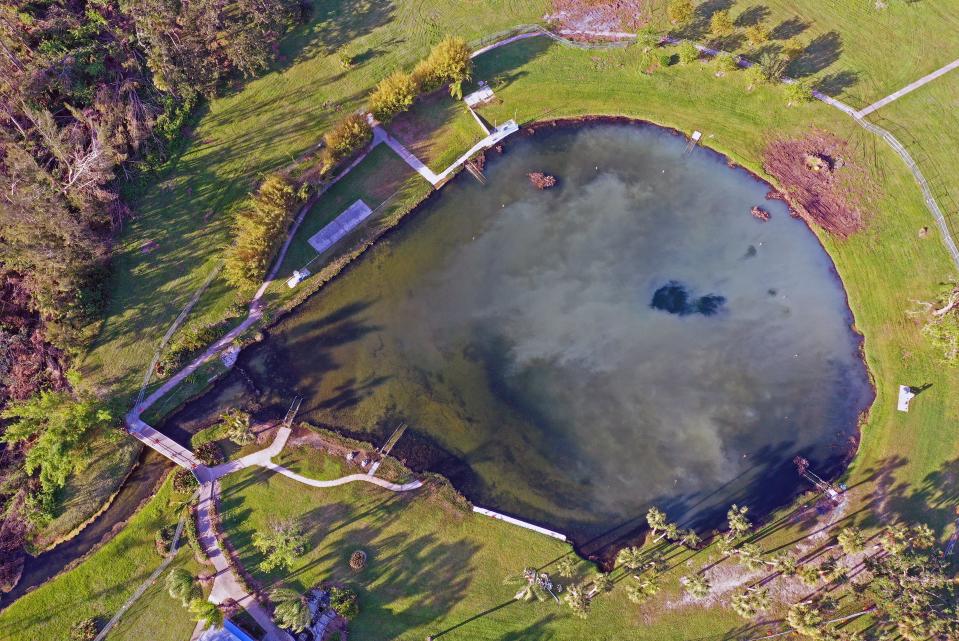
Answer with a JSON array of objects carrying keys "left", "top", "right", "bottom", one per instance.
[
  {"left": 528, "top": 172, "right": 558, "bottom": 189},
  {"left": 762, "top": 132, "right": 872, "bottom": 238},
  {"left": 750, "top": 206, "right": 770, "bottom": 221},
  {"left": 548, "top": 0, "right": 649, "bottom": 33}
]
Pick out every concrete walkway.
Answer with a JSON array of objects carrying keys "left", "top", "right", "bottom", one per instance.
[
  {"left": 857, "top": 57, "right": 959, "bottom": 118},
  {"left": 196, "top": 481, "right": 292, "bottom": 641},
  {"left": 373, "top": 125, "right": 441, "bottom": 185}
]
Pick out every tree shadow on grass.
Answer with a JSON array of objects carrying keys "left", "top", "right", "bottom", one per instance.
[
  {"left": 278, "top": 0, "right": 396, "bottom": 70},
  {"left": 769, "top": 17, "right": 809, "bottom": 41},
  {"left": 788, "top": 31, "right": 843, "bottom": 78},
  {"left": 815, "top": 71, "right": 860, "bottom": 98},
  {"left": 734, "top": 5, "right": 770, "bottom": 28}
]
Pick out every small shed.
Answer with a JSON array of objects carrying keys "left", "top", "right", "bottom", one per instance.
[{"left": 286, "top": 268, "right": 310, "bottom": 288}]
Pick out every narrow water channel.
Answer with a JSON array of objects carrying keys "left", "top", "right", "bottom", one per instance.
[{"left": 166, "top": 123, "right": 873, "bottom": 554}]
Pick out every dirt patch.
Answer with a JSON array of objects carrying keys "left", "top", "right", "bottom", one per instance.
[
  {"left": 762, "top": 131, "right": 873, "bottom": 238},
  {"left": 547, "top": 0, "right": 650, "bottom": 33}
]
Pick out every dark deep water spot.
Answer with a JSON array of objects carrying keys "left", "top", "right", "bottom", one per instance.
[{"left": 650, "top": 281, "right": 727, "bottom": 316}]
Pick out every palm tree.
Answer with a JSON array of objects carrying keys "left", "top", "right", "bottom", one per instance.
[
  {"left": 726, "top": 504, "right": 752, "bottom": 540},
  {"left": 189, "top": 598, "right": 224, "bottom": 627},
  {"left": 271, "top": 588, "right": 312, "bottom": 633},
  {"left": 730, "top": 587, "right": 770, "bottom": 619},
  {"left": 680, "top": 529, "right": 702, "bottom": 549},
  {"left": 836, "top": 526, "right": 866, "bottom": 554},
  {"left": 646, "top": 507, "right": 668, "bottom": 536},
  {"left": 615, "top": 546, "right": 645, "bottom": 571},
  {"left": 166, "top": 568, "right": 198, "bottom": 606},
  {"left": 563, "top": 582, "right": 590, "bottom": 619},
  {"left": 681, "top": 573, "right": 711, "bottom": 599}
]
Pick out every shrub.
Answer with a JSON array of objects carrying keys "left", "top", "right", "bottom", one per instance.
[
  {"left": 667, "top": 0, "right": 695, "bottom": 25},
  {"left": 195, "top": 442, "right": 223, "bottom": 466},
  {"left": 156, "top": 524, "right": 176, "bottom": 555},
  {"left": 412, "top": 58, "right": 442, "bottom": 93},
  {"left": 70, "top": 618, "right": 97, "bottom": 641},
  {"left": 329, "top": 586, "right": 359, "bottom": 619},
  {"left": 224, "top": 173, "right": 308, "bottom": 290},
  {"left": 678, "top": 42, "right": 699, "bottom": 65},
  {"left": 349, "top": 549, "right": 367, "bottom": 570},
  {"left": 709, "top": 10, "right": 734, "bottom": 39},
  {"left": 424, "top": 36, "right": 472, "bottom": 98},
  {"left": 744, "top": 63, "right": 765, "bottom": 90},
  {"left": 759, "top": 52, "right": 787, "bottom": 82},
  {"left": 158, "top": 320, "right": 228, "bottom": 375},
  {"left": 659, "top": 53, "right": 674, "bottom": 68},
  {"left": 745, "top": 24, "right": 769, "bottom": 47},
  {"left": 781, "top": 37, "right": 806, "bottom": 61},
  {"left": 322, "top": 113, "right": 373, "bottom": 173},
  {"left": 337, "top": 50, "right": 353, "bottom": 69},
  {"left": 369, "top": 70, "right": 418, "bottom": 122},
  {"left": 714, "top": 52, "right": 739, "bottom": 74},
  {"left": 219, "top": 408, "right": 255, "bottom": 446},
  {"left": 173, "top": 467, "right": 199, "bottom": 494},
  {"left": 784, "top": 79, "right": 813, "bottom": 105}
]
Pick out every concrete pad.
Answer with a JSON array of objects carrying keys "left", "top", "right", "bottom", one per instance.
[{"left": 307, "top": 199, "right": 373, "bottom": 254}]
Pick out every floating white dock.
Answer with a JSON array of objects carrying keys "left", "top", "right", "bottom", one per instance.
[
  {"left": 473, "top": 506, "right": 568, "bottom": 541},
  {"left": 307, "top": 199, "right": 373, "bottom": 254},
  {"left": 897, "top": 385, "right": 915, "bottom": 412}
]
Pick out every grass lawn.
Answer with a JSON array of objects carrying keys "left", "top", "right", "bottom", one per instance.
[
  {"left": 386, "top": 89, "right": 487, "bottom": 171},
  {"left": 645, "top": 0, "right": 959, "bottom": 108},
  {"left": 31, "top": 438, "right": 141, "bottom": 551},
  {"left": 0, "top": 475, "right": 197, "bottom": 641},
  {"left": 866, "top": 67, "right": 959, "bottom": 236},
  {"left": 221, "top": 466, "right": 751, "bottom": 641},
  {"left": 274, "top": 445, "right": 351, "bottom": 481}
]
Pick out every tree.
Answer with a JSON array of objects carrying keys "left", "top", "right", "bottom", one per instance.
[
  {"left": 680, "top": 528, "right": 702, "bottom": 549},
  {"left": 646, "top": 507, "right": 668, "bottom": 534},
  {"left": 785, "top": 79, "right": 814, "bottom": 105},
  {"left": 744, "top": 64, "right": 766, "bottom": 90},
  {"left": 682, "top": 573, "right": 711, "bottom": 599},
  {"left": 322, "top": 113, "right": 373, "bottom": 172},
  {"left": 745, "top": 24, "right": 770, "bottom": 47},
  {"left": 369, "top": 71, "right": 418, "bottom": 122},
  {"left": 771, "top": 552, "right": 799, "bottom": 576},
  {"left": 678, "top": 42, "right": 700, "bottom": 65},
  {"left": 219, "top": 409, "right": 255, "bottom": 445},
  {"left": 556, "top": 557, "right": 576, "bottom": 578},
  {"left": 616, "top": 546, "right": 645, "bottom": 571},
  {"left": 423, "top": 36, "right": 473, "bottom": 99},
  {"left": 735, "top": 542, "right": 766, "bottom": 571},
  {"left": 759, "top": 52, "right": 787, "bottom": 82},
  {"left": 837, "top": 527, "right": 866, "bottom": 554},
  {"left": 787, "top": 602, "right": 825, "bottom": 636},
  {"left": 1, "top": 389, "right": 114, "bottom": 498},
  {"left": 714, "top": 52, "right": 739, "bottom": 75},
  {"left": 730, "top": 587, "right": 770, "bottom": 619},
  {"left": 626, "top": 575, "right": 661, "bottom": 604},
  {"left": 636, "top": 26, "right": 661, "bottom": 52},
  {"left": 564, "top": 582, "right": 590, "bottom": 618},
  {"left": 781, "top": 37, "right": 806, "bottom": 61},
  {"left": 189, "top": 598, "right": 223, "bottom": 627},
  {"left": 592, "top": 573, "right": 613, "bottom": 595},
  {"left": 667, "top": 0, "right": 695, "bottom": 26},
  {"left": 167, "top": 567, "right": 199, "bottom": 605},
  {"left": 224, "top": 173, "right": 307, "bottom": 290},
  {"left": 252, "top": 519, "right": 306, "bottom": 572},
  {"left": 726, "top": 504, "right": 752, "bottom": 539},
  {"left": 271, "top": 588, "right": 311, "bottom": 632},
  {"left": 329, "top": 586, "right": 359, "bottom": 619},
  {"left": 709, "top": 11, "right": 735, "bottom": 39}
]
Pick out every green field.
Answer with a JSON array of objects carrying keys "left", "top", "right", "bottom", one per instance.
[
  {"left": 645, "top": 0, "right": 959, "bottom": 107},
  {"left": 0, "top": 476, "right": 199, "bottom": 641}
]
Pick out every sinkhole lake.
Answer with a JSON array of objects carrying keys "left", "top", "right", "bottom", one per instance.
[{"left": 173, "top": 123, "right": 873, "bottom": 552}]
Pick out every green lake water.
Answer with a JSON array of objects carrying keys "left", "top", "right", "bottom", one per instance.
[{"left": 166, "top": 123, "right": 872, "bottom": 553}]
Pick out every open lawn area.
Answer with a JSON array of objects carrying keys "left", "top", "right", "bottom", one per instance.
[
  {"left": 644, "top": 0, "right": 959, "bottom": 108},
  {"left": 0, "top": 475, "right": 199, "bottom": 641},
  {"left": 867, "top": 67, "right": 959, "bottom": 235},
  {"left": 220, "top": 466, "right": 755, "bottom": 641},
  {"left": 386, "top": 90, "right": 488, "bottom": 171}
]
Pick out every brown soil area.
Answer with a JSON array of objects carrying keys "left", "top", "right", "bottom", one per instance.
[
  {"left": 547, "top": 0, "right": 650, "bottom": 33},
  {"left": 762, "top": 131, "right": 873, "bottom": 238}
]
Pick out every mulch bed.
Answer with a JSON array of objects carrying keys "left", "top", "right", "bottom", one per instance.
[{"left": 762, "top": 131, "right": 873, "bottom": 238}]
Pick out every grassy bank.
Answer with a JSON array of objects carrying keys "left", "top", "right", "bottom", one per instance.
[{"left": 0, "top": 476, "right": 199, "bottom": 641}]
